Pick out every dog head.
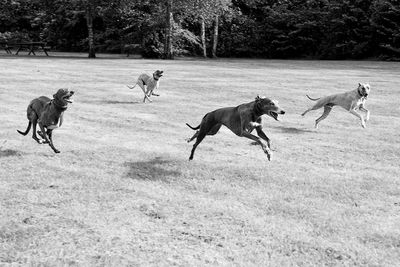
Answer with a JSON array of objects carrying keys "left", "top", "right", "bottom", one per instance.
[
  {"left": 254, "top": 95, "right": 285, "bottom": 121},
  {"left": 53, "top": 88, "right": 74, "bottom": 108},
  {"left": 153, "top": 70, "right": 164, "bottom": 80},
  {"left": 357, "top": 83, "right": 370, "bottom": 98}
]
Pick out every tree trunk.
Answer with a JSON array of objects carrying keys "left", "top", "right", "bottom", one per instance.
[
  {"left": 164, "top": 0, "right": 173, "bottom": 59},
  {"left": 86, "top": 1, "right": 96, "bottom": 58},
  {"left": 200, "top": 16, "right": 206, "bottom": 57},
  {"left": 212, "top": 15, "right": 219, "bottom": 58}
]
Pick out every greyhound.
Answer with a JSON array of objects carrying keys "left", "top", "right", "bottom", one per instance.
[
  {"left": 301, "top": 83, "right": 371, "bottom": 128},
  {"left": 186, "top": 96, "right": 286, "bottom": 161},
  {"left": 127, "top": 70, "right": 163, "bottom": 103},
  {"left": 17, "top": 88, "right": 74, "bottom": 153}
]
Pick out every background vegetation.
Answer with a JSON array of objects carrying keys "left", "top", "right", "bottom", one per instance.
[{"left": 0, "top": 0, "right": 400, "bottom": 59}]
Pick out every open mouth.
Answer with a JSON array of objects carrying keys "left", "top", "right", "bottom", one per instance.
[
  {"left": 63, "top": 94, "right": 74, "bottom": 103},
  {"left": 269, "top": 111, "right": 279, "bottom": 121}
]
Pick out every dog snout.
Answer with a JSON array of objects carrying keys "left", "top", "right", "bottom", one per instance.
[
  {"left": 280, "top": 110, "right": 285, "bottom": 115},
  {"left": 70, "top": 91, "right": 75, "bottom": 95}
]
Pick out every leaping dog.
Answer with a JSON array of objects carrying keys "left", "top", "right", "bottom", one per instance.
[
  {"left": 127, "top": 70, "right": 163, "bottom": 103},
  {"left": 302, "top": 83, "right": 370, "bottom": 128},
  {"left": 186, "top": 96, "right": 285, "bottom": 161},
  {"left": 17, "top": 88, "right": 74, "bottom": 153}
]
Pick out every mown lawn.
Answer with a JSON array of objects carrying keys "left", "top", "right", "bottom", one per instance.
[{"left": 0, "top": 55, "right": 399, "bottom": 266}]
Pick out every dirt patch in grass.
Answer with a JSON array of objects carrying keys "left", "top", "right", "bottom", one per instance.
[
  {"left": 125, "top": 157, "right": 181, "bottom": 181},
  {"left": 0, "top": 149, "right": 22, "bottom": 158}
]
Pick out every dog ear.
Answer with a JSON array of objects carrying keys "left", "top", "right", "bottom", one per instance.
[
  {"left": 255, "top": 95, "right": 260, "bottom": 101},
  {"left": 358, "top": 83, "right": 362, "bottom": 87}
]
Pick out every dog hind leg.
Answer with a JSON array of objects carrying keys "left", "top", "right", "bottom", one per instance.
[
  {"left": 315, "top": 105, "right": 333, "bottom": 128},
  {"left": 189, "top": 132, "right": 206, "bottom": 160},
  {"left": 31, "top": 119, "right": 44, "bottom": 144},
  {"left": 187, "top": 131, "right": 199, "bottom": 143},
  {"left": 38, "top": 123, "right": 59, "bottom": 153},
  {"left": 187, "top": 123, "right": 222, "bottom": 143},
  {"left": 302, "top": 99, "right": 326, "bottom": 116},
  {"left": 189, "top": 121, "right": 220, "bottom": 160}
]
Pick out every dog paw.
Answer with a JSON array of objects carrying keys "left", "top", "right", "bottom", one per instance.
[
  {"left": 264, "top": 149, "right": 272, "bottom": 161},
  {"left": 361, "top": 121, "right": 366, "bottom": 128},
  {"left": 53, "top": 149, "right": 60, "bottom": 153}
]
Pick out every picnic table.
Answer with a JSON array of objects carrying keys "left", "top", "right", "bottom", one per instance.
[
  {"left": 6, "top": 42, "right": 50, "bottom": 56},
  {"left": 0, "top": 42, "right": 12, "bottom": 54}
]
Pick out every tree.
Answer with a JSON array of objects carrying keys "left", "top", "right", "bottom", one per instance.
[
  {"left": 85, "top": 0, "right": 96, "bottom": 58},
  {"left": 179, "top": 0, "right": 231, "bottom": 57},
  {"left": 164, "top": 0, "right": 173, "bottom": 59},
  {"left": 212, "top": 14, "right": 219, "bottom": 58},
  {"left": 371, "top": 0, "right": 400, "bottom": 58}
]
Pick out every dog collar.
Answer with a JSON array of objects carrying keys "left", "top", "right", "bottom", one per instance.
[
  {"left": 253, "top": 102, "right": 263, "bottom": 118},
  {"left": 357, "top": 88, "right": 364, "bottom": 97},
  {"left": 52, "top": 99, "right": 68, "bottom": 110},
  {"left": 153, "top": 74, "right": 159, "bottom": 81}
]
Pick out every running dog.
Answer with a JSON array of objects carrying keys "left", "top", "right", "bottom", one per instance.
[
  {"left": 301, "top": 83, "right": 370, "bottom": 128},
  {"left": 127, "top": 70, "right": 163, "bottom": 103},
  {"left": 186, "top": 96, "right": 286, "bottom": 161},
  {"left": 17, "top": 88, "right": 74, "bottom": 153}
]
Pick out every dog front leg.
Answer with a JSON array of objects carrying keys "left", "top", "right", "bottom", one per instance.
[
  {"left": 242, "top": 132, "right": 272, "bottom": 161},
  {"left": 139, "top": 84, "right": 152, "bottom": 103},
  {"left": 255, "top": 127, "right": 271, "bottom": 149},
  {"left": 359, "top": 106, "right": 370, "bottom": 121},
  {"left": 38, "top": 123, "right": 60, "bottom": 153},
  {"left": 349, "top": 109, "right": 366, "bottom": 128},
  {"left": 47, "top": 129, "right": 54, "bottom": 145},
  {"left": 249, "top": 122, "right": 262, "bottom": 128},
  {"left": 152, "top": 84, "right": 160, "bottom": 96}
]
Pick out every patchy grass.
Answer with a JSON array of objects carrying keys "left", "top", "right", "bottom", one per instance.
[{"left": 0, "top": 55, "right": 400, "bottom": 266}]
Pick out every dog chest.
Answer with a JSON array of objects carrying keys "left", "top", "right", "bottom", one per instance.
[{"left": 47, "top": 119, "right": 61, "bottom": 129}]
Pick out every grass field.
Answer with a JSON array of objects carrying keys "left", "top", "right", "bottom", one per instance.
[{"left": 1, "top": 54, "right": 400, "bottom": 266}]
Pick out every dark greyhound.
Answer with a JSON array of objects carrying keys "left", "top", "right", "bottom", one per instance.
[
  {"left": 17, "top": 88, "right": 74, "bottom": 153},
  {"left": 186, "top": 96, "right": 285, "bottom": 161}
]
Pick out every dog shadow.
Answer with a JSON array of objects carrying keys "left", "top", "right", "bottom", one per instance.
[
  {"left": 272, "top": 125, "right": 314, "bottom": 134},
  {"left": 104, "top": 100, "right": 141, "bottom": 105},
  {"left": 0, "top": 148, "right": 23, "bottom": 158},
  {"left": 85, "top": 99, "right": 141, "bottom": 105},
  {"left": 125, "top": 156, "right": 181, "bottom": 181}
]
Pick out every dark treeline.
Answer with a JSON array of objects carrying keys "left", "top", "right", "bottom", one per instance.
[{"left": 0, "top": 0, "right": 399, "bottom": 59}]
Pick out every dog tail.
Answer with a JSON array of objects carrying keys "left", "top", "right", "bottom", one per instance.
[
  {"left": 17, "top": 121, "right": 32, "bottom": 136},
  {"left": 306, "top": 94, "right": 320, "bottom": 101},
  {"left": 186, "top": 123, "right": 200, "bottom": 130},
  {"left": 127, "top": 84, "right": 136, "bottom": 90}
]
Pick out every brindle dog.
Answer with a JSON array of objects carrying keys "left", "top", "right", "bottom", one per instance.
[{"left": 17, "top": 88, "right": 74, "bottom": 153}]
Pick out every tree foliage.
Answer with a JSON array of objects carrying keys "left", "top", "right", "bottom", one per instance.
[{"left": 0, "top": 0, "right": 399, "bottom": 59}]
